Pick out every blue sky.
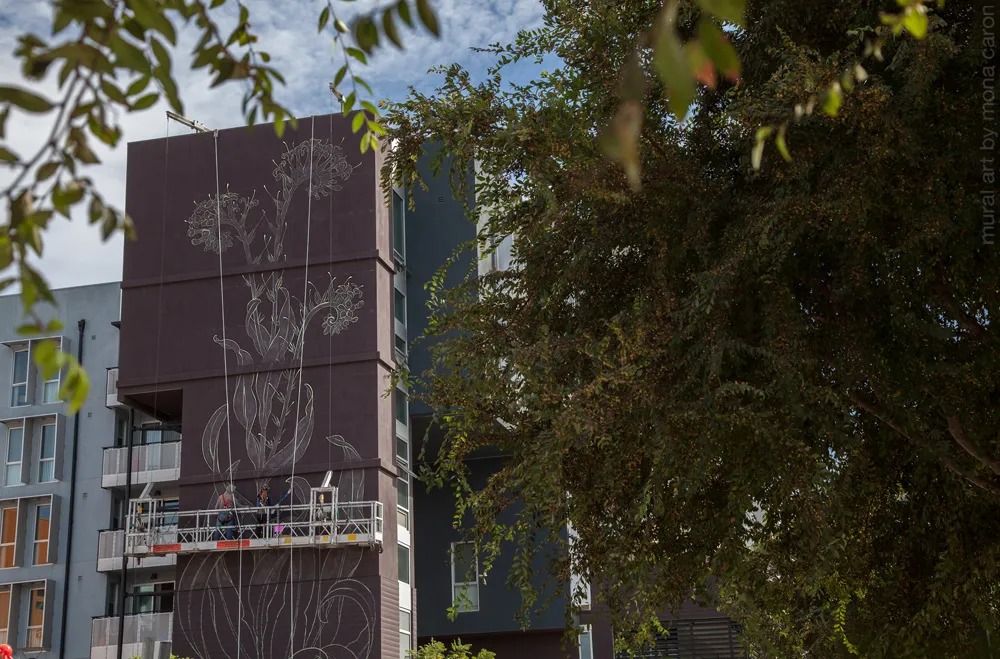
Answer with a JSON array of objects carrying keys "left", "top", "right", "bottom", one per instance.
[{"left": 0, "top": 0, "right": 547, "bottom": 290}]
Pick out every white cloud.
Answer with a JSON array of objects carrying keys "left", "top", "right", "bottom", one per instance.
[{"left": 0, "top": 0, "right": 544, "bottom": 292}]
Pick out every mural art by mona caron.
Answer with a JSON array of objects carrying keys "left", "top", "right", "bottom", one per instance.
[{"left": 116, "top": 114, "right": 403, "bottom": 659}]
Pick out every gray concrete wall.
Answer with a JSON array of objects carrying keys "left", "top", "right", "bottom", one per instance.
[{"left": 0, "top": 282, "right": 120, "bottom": 658}]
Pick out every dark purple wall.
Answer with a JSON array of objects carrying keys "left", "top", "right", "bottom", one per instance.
[{"left": 120, "top": 114, "right": 398, "bottom": 659}]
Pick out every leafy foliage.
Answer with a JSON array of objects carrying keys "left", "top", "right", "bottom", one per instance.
[
  {"left": 0, "top": 0, "right": 438, "bottom": 411},
  {"left": 384, "top": 0, "right": 998, "bottom": 655},
  {"left": 409, "top": 639, "right": 496, "bottom": 659}
]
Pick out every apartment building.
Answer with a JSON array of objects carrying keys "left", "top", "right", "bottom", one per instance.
[{"left": 0, "top": 282, "right": 121, "bottom": 658}]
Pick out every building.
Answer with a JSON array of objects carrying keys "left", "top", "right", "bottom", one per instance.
[{"left": 0, "top": 282, "right": 122, "bottom": 658}]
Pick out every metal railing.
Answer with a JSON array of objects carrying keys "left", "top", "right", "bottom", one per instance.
[
  {"left": 91, "top": 612, "right": 172, "bottom": 648},
  {"left": 97, "top": 530, "right": 178, "bottom": 572},
  {"left": 125, "top": 491, "right": 383, "bottom": 556},
  {"left": 102, "top": 441, "right": 181, "bottom": 487}
]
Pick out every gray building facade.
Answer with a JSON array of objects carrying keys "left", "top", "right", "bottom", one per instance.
[{"left": 0, "top": 282, "right": 121, "bottom": 658}]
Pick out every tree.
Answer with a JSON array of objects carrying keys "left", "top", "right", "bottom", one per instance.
[
  {"left": 385, "top": 0, "right": 998, "bottom": 656},
  {"left": 0, "top": 0, "right": 440, "bottom": 408},
  {"left": 410, "top": 639, "right": 496, "bottom": 659}
]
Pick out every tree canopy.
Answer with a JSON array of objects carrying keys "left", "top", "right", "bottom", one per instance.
[{"left": 385, "top": 0, "right": 998, "bottom": 656}]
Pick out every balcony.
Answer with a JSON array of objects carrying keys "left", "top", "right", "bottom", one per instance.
[
  {"left": 106, "top": 368, "right": 124, "bottom": 408},
  {"left": 102, "top": 441, "right": 181, "bottom": 488},
  {"left": 90, "top": 612, "right": 172, "bottom": 659},
  {"left": 97, "top": 530, "right": 177, "bottom": 573}
]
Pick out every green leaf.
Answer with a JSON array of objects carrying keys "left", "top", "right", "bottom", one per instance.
[
  {"left": 151, "top": 37, "right": 171, "bottom": 73},
  {"left": 397, "top": 0, "right": 413, "bottom": 27},
  {"left": 0, "top": 147, "right": 18, "bottom": 163},
  {"left": 0, "top": 86, "right": 54, "bottom": 113},
  {"left": 126, "top": 75, "right": 151, "bottom": 97},
  {"left": 752, "top": 126, "right": 773, "bottom": 170},
  {"left": 653, "top": 4, "right": 695, "bottom": 122},
  {"left": 33, "top": 339, "right": 61, "bottom": 379},
  {"left": 318, "top": 5, "right": 331, "bottom": 32},
  {"left": 697, "top": 18, "right": 741, "bottom": 80},
  {"left": 696, "top": 0, "right": 746, "bottom": 26},
  {"left": 335, "top": 18, "right": 349, "bottom": 33},
  {"left": 101, "top": 80, "right": 128, "bottom": 104},
  {"left": 775, "top": 124, "right": 791, "bottom": 162},
  {"left": 346, "top": 47, "right": 368, "bottom": 65},
  {"left": 384, "top": 8, "right": 404, "bottom": 49},
  {"left": 334, "top": 64, "right": 348, "bottom": 88},
  {"left": 352, "top": 111, "right": 366, "bottom": 132},
  {"left": 416, "top": 0, "right": 439, "bottom": 36},
  {"left": 360, "top": 130, "right": 371, "bottom": 153},
  {"left": 129, "top": 0, "right": 177, "bottom": 44},
  {"left": 343, "top": 91, "right": 357, "bottom": 114},
  {"left": 36, "top": 161, "right": 59, "bottom": 181},
  {"left": 822, "top": 82, "right": 843, "bottom": 116},
  {"left": 131, "top": 93, "right": 159, "bottom": 110},
  {"left": 902, "top": 4, "right": 928, "bottom": 38},
  {"left": 108, "top": 34, "right": 151, "bottom": 74},
  {"left": 361, "top": 100, "right": 380, "bottom": 117}
]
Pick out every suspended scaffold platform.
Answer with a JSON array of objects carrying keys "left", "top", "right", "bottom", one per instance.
[{"left": 125, "top": 485, "right": 383, "bottom": 557}]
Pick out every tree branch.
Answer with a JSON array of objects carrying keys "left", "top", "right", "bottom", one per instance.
[
  {"left": 851, "top": 394, "right": 1000, "bottom": 498},
  {"left": 945, "top": 413, "right": 1000, "bottom": 477}
]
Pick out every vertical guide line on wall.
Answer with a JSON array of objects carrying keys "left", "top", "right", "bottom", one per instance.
[
  {"left": 212, "top": 128, "right": 244, "bottom": 658},
  {"left": 288, "top": 115, "right": 317, "bottom": 656}
]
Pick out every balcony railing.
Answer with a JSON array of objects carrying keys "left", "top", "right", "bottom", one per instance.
[
  {"left": 102, "top": 441, "right": 181, "bottom": 488},
  {"left": 106, "top": 367, "right": 123, "bottom": 408},
  {"left": 97, "top": 530, "right": 177, "bottom": 573},
  {"left": 91, "top": 612, "right": 172, "bottom": 659}
]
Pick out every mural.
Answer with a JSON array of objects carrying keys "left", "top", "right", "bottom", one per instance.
[{"left": 176, "top": 135, "right": 377, "bottom": 659}]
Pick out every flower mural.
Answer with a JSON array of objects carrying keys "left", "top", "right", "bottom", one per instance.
[{"left": 177, "top": 136, "right": 376, "bottom": 659}]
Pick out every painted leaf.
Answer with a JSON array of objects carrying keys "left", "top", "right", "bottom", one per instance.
[
  {"left": 201, "top": 403, "right": 228, "bottom": 472},
  {"left": 213, "top": 335, "right": 254, "bottom": 367}
]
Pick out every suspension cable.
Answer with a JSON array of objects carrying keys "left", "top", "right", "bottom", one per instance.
[
  {"left": 212, "top": 129, "right": 244, "bottom": 658},
  {"left": 288, "top": 115, "right": 317, "bottom": 656}
]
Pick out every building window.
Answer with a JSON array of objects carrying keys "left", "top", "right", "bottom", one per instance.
[
  {"left": 141, "top": 423, "right": 162, "bottom": 445},
  {"left": 394, "top": 334, "right": 407, "bottom": 357},
  {"left": 0, "top": 507, "right": 16, "bottom": 568},
  {"left": 395, "top": 389, "right": 408, "bottom": 426},
  {"left": 38, "top": 423, "right": 56, "bottom": 483},
  {"left": 398, "top": 544, "right": 410, "bottom": 584},
  {"left": 42, "top": 344, "right": 60, "bottom": 403},
  {"left": 392, "top": 190, "right": 405, "bottom": 258},
  {"left": 161, "top": 498, "right": 180, "bottom": 526},
  {"left": 10, "top": 349, "right": 28, "bottom": 407},
  {"left": 5, "top": 426, "right": 23, "bottom": 486},
  {"left": 27, "top": 587, "right": 44, "bottom": 648},
  {"left": 399, "top": 608, "right": 412, "bottom": 659},
  {"left": 451, "top": 541, "right": 479, "bottom": 612},
  {"left": 579, "top": 625, "right": 593, "bottom": 659},
  {"left": 394, "top": 289, "right": 406, "bottom": 324},
  {"left": 396, "top": 435, "right": 409, "bottom": 468},
  {"left": 34, "top": 504, "right": 51, "bottom": 565},
  {"left": 0, "top": 585, "right": 9, "bottom": 645},
  {"left": 397, "top": 477, "right": 409, "bottom": 530}
]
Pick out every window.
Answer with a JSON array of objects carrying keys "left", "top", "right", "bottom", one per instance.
[
  {"left": 115, "top": 411, "right": 129, "bottom": 447},
  {"left": 392, "top": 190, "right": 405, "bottom": 258},
  {"left": 0, "top": 585, "right": 9, "bottom": 645},
  {"left": 141, "top": 423, "right": 162, "bottom": 445},
  {"left": 42, "top": 344, "right": 60, "bottom": 403},
  {"left": 398, "top": 545, "right": 410, "bottom": 584},
  {"left": 394, "top": 334, "right": 407, "bottom": 358},
  {"left": 161, "top": 498, "right": 180, "bottom": 526},
  {"left": 394, "top": 289, "right": 406, "bottom": 324},
  {"left": 396, "top": 435, "right": 409, "bottom": 467},
  {"left": 133, "top": 582, "right": 174, "bottom": 614},
  {"left": 33, "top": 504, "right": 51, "bottom": 565},
  {"left": 399, "top": 608, "right": 412, "bottom": 659},
  {"left": 10, "top": 349, "right": 28, "bottom": 407},
  {"left": 38, "top": 423, "right": 56, "bottom": 483},
  {"left": 451, "top": 541, "right": 479, "bottom": 612},
  {"left": 0, "top": 507, "right": 16, "bottom": 568},
  {"left": 578, "top": 625, "right": 593, "bottom": 659},
  {"left": 5, "top": 426, "right": 23, "bottom": 486},
  {"left": 27, "top": 587, "right": 44, "bottom": 648},
  {"left": 395, "top": 389, "right": 408, "bottom": 425},
  {"left": 397, "top": 477, "right": 409, "bottom": 530}
]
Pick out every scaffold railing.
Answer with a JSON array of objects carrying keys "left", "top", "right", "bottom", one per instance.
[{"left": 125, "top": 487, "right": 382, "bottom": 557}]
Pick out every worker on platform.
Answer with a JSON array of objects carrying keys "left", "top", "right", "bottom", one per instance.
[
  {"left": 215, "top": 484, "right": 237, "bottom": 540},
  {"left": 256, "top": 483, "right": 271, "bottom": 537}
]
